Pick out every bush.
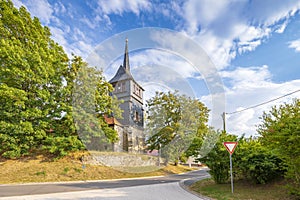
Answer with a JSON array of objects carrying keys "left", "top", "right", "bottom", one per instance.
[
  {"left": 199, "top": 132, "right": 286, "bottom": 185},
  {"left": 42, "top": 136, "right": 84, "bottom": 157},
  {"left": 198, "top": 131, "right": 237, "bottom": 184},
  {"left": 236, "top": 139, "right": 286, "bottom": 184},
  {"left": 258, "top": 99, "right": 300, "bottom": 196},
  {"left": 240, "top": 151, "right": 286, "bottom": 184},
  {"left": 285, "top": 158, "right": 300, "bottom": 197}
]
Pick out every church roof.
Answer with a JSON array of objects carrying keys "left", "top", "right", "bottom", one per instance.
[
  {"left": 123, "top": 38, "right": 130, "bottom": 71},
  {"left": 109, "top": 38, "right": 134, "bottom": 84},
  {"left": 109, "top": 39, "right": 144, "bottom": 91},
  {"left": 109, "top": 64, "right": 134, "bottom": 83}
]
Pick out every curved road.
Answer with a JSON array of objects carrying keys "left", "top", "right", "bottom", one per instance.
[{"left": 0, "top": 168, "right": 210, "bottom": 200}]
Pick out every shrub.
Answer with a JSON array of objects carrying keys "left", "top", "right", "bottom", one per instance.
[
  {"left": 199, "top": 132, "right": 286, "bottom": 185},
  {"left": 236, "top": 138, "right": 286, "bottom": 184},
  {"left": 43, "top": 136, "right": 84, "bottom": 157},
  {"left": 258, "top": 99, "right": 300, "bottom": 196},
  {"left": 241, "top": 151, "right": 285, "bottom": 184},
  {"left": 199, "top": 131, "right": 237, "bottom": 184}
]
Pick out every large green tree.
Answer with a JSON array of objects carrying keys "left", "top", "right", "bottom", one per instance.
[
  {"left": 145, "top": 91, "right": 209, "bottom": 164},
  {"left": 258, "top": 98, "right": 300, "bottom": 196},
  {"left": 71, "top": 56, "right": 121, "bottom": 151},
  {"left": 0, "top": 1, "right": 121, "bottom": 158},
  {"left": 0, "top": 0, "right": 72, "bottom": 157}
]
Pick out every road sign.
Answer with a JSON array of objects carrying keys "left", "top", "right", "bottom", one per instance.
[
  {"left": 223, "top": 142, "right": 238, "bottom": 194},
  {"left": 223, "top": 142, "right": 238, "bottom": 155}
]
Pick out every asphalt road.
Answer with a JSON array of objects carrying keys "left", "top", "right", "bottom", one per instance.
[{"left": 0, "top": 168, "right": 210, "bottom": 200}]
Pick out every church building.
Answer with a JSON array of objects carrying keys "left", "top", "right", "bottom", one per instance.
[{"left": 106, "top": 39, "right": 145, "bottom": 153}]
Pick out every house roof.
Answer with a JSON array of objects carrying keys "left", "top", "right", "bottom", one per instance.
[{"left": 104, "top": 116, "right": 121, "bottom": 125}]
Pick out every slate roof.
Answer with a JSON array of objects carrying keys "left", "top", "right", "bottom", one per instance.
[
  {"left": 109, "top": 64, "right": 134, "bottom": 83},
  {"left": 109, "top": 38, "right": 133, "bottom": 83},
  {"left": 108, "top": 39, "right": 144, "bottom": 91},
  {"left": 123, "top": 38, "right": 130, "bottom": 71}
]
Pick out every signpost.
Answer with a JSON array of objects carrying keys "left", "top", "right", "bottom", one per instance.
[{"left": 223, "top": 142, "right": 238, "bottom": 194}]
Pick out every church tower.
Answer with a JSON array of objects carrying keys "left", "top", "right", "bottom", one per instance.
[{"left": 109, "top": 39, "right": 144, "bottom": 152}]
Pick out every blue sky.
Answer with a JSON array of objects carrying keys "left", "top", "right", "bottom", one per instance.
[{"left": 12, "top": 0, "right": 300, "bottom": 136}]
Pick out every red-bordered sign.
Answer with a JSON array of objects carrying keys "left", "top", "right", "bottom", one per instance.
[{"left": 223, "top": 142, "right": 238, "bottom": 155}]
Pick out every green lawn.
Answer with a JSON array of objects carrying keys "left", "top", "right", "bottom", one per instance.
[{"left": 190, "top": 178, "right": 293, "bottom": 200}]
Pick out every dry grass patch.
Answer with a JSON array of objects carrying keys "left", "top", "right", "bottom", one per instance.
[{"left": 0, "top": 151, "right": 195, "bottom": 184}]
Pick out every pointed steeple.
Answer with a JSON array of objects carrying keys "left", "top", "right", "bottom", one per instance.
[
  {"left": 109, "top": 38, "right": 135, "bottom": 84},
  {"left": 123, "top": 38, "right": 130, "bottom": 71}
]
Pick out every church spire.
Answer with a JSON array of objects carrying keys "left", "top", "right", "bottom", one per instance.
[{"left": 123, "top": 38, "right": 130, "bottom": 71}]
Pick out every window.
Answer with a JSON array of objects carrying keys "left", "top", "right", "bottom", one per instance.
[
  {"left": 122, "top": 82, "right": 125, "bottom": 91},
  {"left": 117, "top": 83, "right": 121, "bottom": 91},
  {"left": 134, "top": 84, "right": 142, "bottom": 97},
  {"left": 115, "top": 82, "right": 126, "bottom": 93},
  {"left": 134, "top": 111, "right": 139, "bottom": 121}
]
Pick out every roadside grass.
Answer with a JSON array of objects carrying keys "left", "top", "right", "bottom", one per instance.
[
  {"left": 0, "top": 151, "right": 195, "bottom": 184},
  {"left": 190, "top": 178, "right": 292, "bottom": 200}
]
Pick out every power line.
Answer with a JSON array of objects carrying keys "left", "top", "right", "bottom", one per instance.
[{"left": 226, "top": 89, "right": 300, "bottom": 115}]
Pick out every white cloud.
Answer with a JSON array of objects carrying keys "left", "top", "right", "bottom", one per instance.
[
  {"left": 180, "top": 0, "right": 300, "bottom": 69},
  {"left": 49, "top": 26, "right": 68, "bottom": 47},
  {"left": 11, "top": 0, "right": 25, "bottom": 8},
  {"left": 80, "top": 17, "right": 98, "bottom": 29},
  {"left": 225, "top": 81, "right": 300, "bottom": 137},
  {"left": 129, "top": 50, "right": 197, "bottom": 79},
  {"left": 12, "top": 0, "right": 56, "bottom": 27},
  {"left": 24, "top": 0, "right": 54, "bottom": 25},
  {"left": 288, "top": 39, "right": 300, "bottom": 52},
  {"left": 73, "top": 28, "right": 86, "bottom": 41},
  {"left": 245, "top": 0, "right": 300, "bottom": 26},
  {"left": 53, "top": 1, "right": 66, "bottom": 15},
  {"left": 104, "top": 49, "right": 198, "bottom": 97},
  {"left": 183, "top": 0, "right": 231, "bottom": 34},
  {"left": 275, "top": 19, "right": 289, "bottom": 33},
  {"left": 96, "top": 0, "right": 151, "bottom": 15},
  {"left": 149, "top": 30, "right": 220, "bottom": 77},
  {"left": 221, "top": 65, "right": 272, "bottom": 89},
  {"left": 202, "top": 65, "right": 300, "bottom": 137},
  {"left": 76, "top": 41, "right": 95, "bottom": 57},
  {"left": 49, "top": 26, "right": 94, "bottom": 58},
  {"left": 193, "top": 31, "right": 236, "bottom": 69},
  {"left": 227, "top": 109, "right": 256, "bottom": 136}
]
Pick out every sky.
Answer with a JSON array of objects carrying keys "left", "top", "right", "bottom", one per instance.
[{"left": 12, "top": 0, "right": 300, "bottom": 137}]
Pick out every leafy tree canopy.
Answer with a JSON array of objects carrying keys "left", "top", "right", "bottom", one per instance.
[
  {"left": 0, "top": 0, "right": 121, "bottom": 158},
  {"left": 258, "top": 98, "right": 300, "bottom": 196},
  {"left": 145, "top": 91, "right": 209, "bottom": 164}
]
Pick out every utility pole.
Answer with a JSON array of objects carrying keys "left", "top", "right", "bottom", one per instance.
[{"left": 221, "top": 112, "right": 226, "bottom": 132}]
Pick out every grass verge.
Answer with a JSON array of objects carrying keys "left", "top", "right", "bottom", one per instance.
[
  {"left": 0, "top": 151, "right": 195, "bottom": 184},
  {"left": 189, "top": 178, "right": 292, "bottom": 200}
]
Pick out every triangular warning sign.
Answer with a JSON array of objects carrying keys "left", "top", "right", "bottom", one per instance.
[{"left": 223, "top": 142, "right": 238, "bottom": 155}]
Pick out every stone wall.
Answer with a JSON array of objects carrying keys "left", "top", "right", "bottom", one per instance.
[{"left": 83, "top": 153, "right": 158, "bottom": 167}]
